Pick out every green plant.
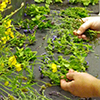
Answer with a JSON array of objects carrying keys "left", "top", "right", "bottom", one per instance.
[
  {"left": 34, "top": 0, "right": 63, "bottom": 4},
  {"left": 69, "top": 0, "right": 99, "bottom": 6},
  {"left": 34, "top": 0, "right": 98, "bottom": 6},
  {"left": 15, "top": 47, "right": 37, "bottom": 62},
  {"left": 59, "top": 7, "right": 90, "bottom": 18},
  {"left": 40, "top": 55, "right": 89, "bottom": 85},
  {"left": 18, "top": 4, "right": 53, "bottom": 30}
]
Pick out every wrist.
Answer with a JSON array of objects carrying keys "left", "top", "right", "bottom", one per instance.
[{"left": 93, "top": 79, "right": 100, "bottom": 97}]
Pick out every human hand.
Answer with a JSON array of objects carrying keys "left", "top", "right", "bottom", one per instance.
[
  {"left": 73, "top": 17, "right": 100, "bottom": 40},
  {"left": 60, "top": 69, "right": 100, "bottom": 98}
]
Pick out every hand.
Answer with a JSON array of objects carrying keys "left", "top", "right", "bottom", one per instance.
[
  {"left": 73, "top": 17, "right": 100, "bottom": 40},
  {"left": 60, "top": 69, "right": 100, "bottom": 98}
]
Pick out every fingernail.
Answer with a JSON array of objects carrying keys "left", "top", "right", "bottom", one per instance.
[
  {"left": 61, "top": 76, "right": 64, "bottom": 78},
  {"left": 77, "top": 30, "right": 81, "bottom": 35},
  {"left": 66, "top": 73, "right": 69, "bottom": 76},
  {"left": 66, "top": 73, "right": 70, "bottom": 79},
  {"left": 73, "top": 30, "right": 77, "bottom": 32},
  {"left": 73, "top": 30, "right": 77, "bottom": 35}
]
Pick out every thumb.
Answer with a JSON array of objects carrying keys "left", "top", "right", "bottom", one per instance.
[
  {"left": 82, "top": 17, "right": 92, "bottom": 22},
  {"left": 60, "top": 79, "right": 71, "bottom": 91},
  {"left": 76, "top": 20, "right": 92, "bottom": 35},
  {"left": 68, "top": 69, "right": 74, "bottom": 73}
]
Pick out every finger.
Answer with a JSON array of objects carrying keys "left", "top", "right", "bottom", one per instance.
[
  {"left": 79, "top": 18, "right": 88, "bottom": 23},
  {"left": 77, "top": 33, "right": 89, "bottom": 40},
  {"left": 82, "top": 17, "right": 92, "bottom": 22},
  {"left": 78, "top": 35, "right": 82, "bottom": 39},
  {"left": 60, "top": 79, "right": 70, "bottom": 91},
  {"left": 73, "top": 30, "right": 77, "bottom": 36},
  {"left": 77, "top": 20, "right": 92, "bottom": 35},
  {"left": 61, "top": 76, "right": 64, "bottom": 78},
  {"left": 68, "top": 69, "right": 74, "bottom": 73},
  {"left": 81, "top": 34, "right": 88, "bottom": 40},
  {"left": 66, "top": 73, "right": 75, "bottom": 80}
]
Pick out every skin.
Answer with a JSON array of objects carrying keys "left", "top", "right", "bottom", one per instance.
[
  {"left": 60, "top": 17, "right": 100, "bottom": 98},
  {"left": 73, "top": 17, "right": 100, "bottom": 40}
]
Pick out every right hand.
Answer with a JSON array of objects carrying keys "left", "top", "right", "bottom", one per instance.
[
  {"left": 60, "top": 69, "right": 100, "bottom": 98},
  {"left": 73, "top": 17, "right": 100, "bottom": 40}
]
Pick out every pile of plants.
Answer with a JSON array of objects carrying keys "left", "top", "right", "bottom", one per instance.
[
  {"left": 68, "top": 0, "right": 99, "bottom": 6},
  {"left": 34, "top": 0, "right": 99, "bottom": 6},
  {"left": 18, "top": 4, "right": 53, "bottom": 31},
  {"left": 0, "top": 0, "right": 99, "bottom": 100}
]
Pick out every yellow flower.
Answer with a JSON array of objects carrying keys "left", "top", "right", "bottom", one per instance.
[
  {"left": 4, "top": 20, "right": 11, "bottom": 28},
  {"left": 1, "top": 36, "right": 7, "bottom": 44},
  {"left": 3, "top": 40, "right": 7, "bottom": 44},
  {"left": 51, "top": 63, "right": 57, "bottom": 72},
  {"left": 52, "top": 68, "right": 57, "bottom": 73},
  {"left": 5, "top": 28, "right": 14, "bottom": 38},
  {"left": 15, "top": 63, "right": 22, "bottom": 72},
  {"left": 51, "top": 63, "right": 57, "bottom": 69},
  {"left": 1, "top": 63, "right": 4, "bottom": 68},
  {"left": 15, "top": 63, "right": 21, "bottom": 68},
  {"left": 7, "top": 36, "right": 10, "bottom": 40},
  {"left": 1, "top": 36, "right": 6, "bottom": 41},
  {"left": 10, "top": 32, "right": 14, "bottom": 38},
  {"left": 0, "top": 2, "right": 7, "bottom": 11},
  {"left": 0, "top": 46, "right": 4, "bottom": 50},
  {"left": 4, "top": 81, "right": 9, "bottom": 86},
  {"left": 5, "top": 31, "right": 9, "bottom": 35},
  {"left": 5, "top": 28, "right": 12, "bottom": 35},
  {"left": 7, "top": 28, "right": 12, "bottom": 32},
  {"left": 8, "top": 55, "right": 17, "bottom": 66},
  {"left": 16, "top": 67, "right": 22, "bottom": 72},
  {"left": 8, "top": 0, "right": 11, "bottom": 4},
  {"left": 4, "top": 0, "right": 9, "bottom": 3}
]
